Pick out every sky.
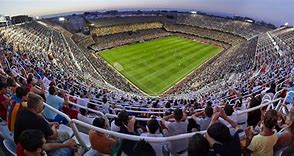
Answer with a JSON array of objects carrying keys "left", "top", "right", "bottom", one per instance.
[{"left": 0, "top": 0, "right": 293, "bottom": 26}]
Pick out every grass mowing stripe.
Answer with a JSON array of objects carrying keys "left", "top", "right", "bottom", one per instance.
[
  {"left": 103, "top": 37, "right": 187, "bottom": 61},
  {"left": 101, "top": 36, "right": 180, "bottom": 59},
  {"left": 139, "top": 46, "right": 217, "bottom": 92},
  {"left": 120, "top": 40, "right": 205, "bottom": 75},
  {"left": 98, "top": 36, "right": 222, "bottom": 95},
  {"left": 156, "top": 47, "right": 218, "bottom": 88},
  {"left": 134, "top": 44, "right": 210, "bottom": 82}
]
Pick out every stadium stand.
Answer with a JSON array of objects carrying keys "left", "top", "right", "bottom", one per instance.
[
  {"left": 0, "top": 14, "right": 294, "bottom": 156},
  {"left": 92, "top": 22, "right": 163, "bottom": 37},
  {"left": 176, "top": 13, "right": 272, "bottom": 39},
  {"left": 87, "top": 15, "right": 168, "bottom": 27}
]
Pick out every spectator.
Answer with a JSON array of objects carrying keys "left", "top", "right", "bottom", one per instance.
[
  {"left": 43, "top": 86, "right": 68, "bottom": 124},
  {"left": 233, "top": 99, "right": 248, "bottom": 129},
  {"left": 275, "top": 108, "right": 294, "bottom": 153},
  {"left": 6, "top": 77, "right": 17, "bottom": 97},
  {"left": 0, "top": 83, "right": 9, "bottom": 120},
  {"left": 14, "top": 93, "right": 78, "bottom": 156},
  {"left": 220, "top": 104, "right": 239, "bottom": 134},
  {"left": 17, "top": 129, "right": 46, "bottom": 156},
  {"left": 281, "top": 144, "right": 294, "bottom": 156},
  {"left": 187, "top": 118, "right": 199, "bottom": 132},
  {"left": 205, "top": 108, "right": 242, "bottom": 156},
  {"left": 187, "top": 133, "right": 209, "bottom": 156},
  {"left": 7, "top": 86, "right": 29, "bottom": 132},
  {"left": 247, "top": 96, "right": 262, "bottom": 128},
  {"left": 131, "top": 140, "right": 156, "bottom": 156},
  {"left": 89, "top": 117, "right": 118, "bottom": 155},
  {"left": 285, "top": 82, "right": 294, "bottom": 104},
  {"left": 141, "top": 117, "right": 164, "bottom": 156},
  {"left": 247, "top": 109, "right": 278, "bottom": 156},
  {"left": 76, "top": 91, "right": 89, "bottom": 107},
  {"left": 265, "top": 82, "right": 276, "bottom": 95},
  {"left": 26, "top": 76, "right": 45, "bottom": 98},
  {"left": 192, "top": 106, "right": 213, "bottom": 131},
  {"left": 62, "top": 104, "right": 79, "bottom": 119},
  {"left": 161, "top": 108, "right": 188, "bottom": 156},
  {"left": 118, "top": 112, "right": 137, "bottom": 155},
  {"left": 77, "top": 108, "right": 95, "bottom": 124},
  {"left": 111, "top": 110, "right": 128, "bottom": 132}
]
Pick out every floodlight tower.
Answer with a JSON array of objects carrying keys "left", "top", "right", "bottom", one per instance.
[{"left": 58, "top": 17, "right": 65, "bottom": 22}]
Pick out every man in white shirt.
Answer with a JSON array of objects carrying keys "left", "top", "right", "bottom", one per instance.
[
  {"left": 76, "top": 92, "right": 89, "bottom": 107},
  {"left": 77, "top": 108, "right": 95, "bottom": 125},
  {"left": 141, "top": 118, "right": 164, "bottom": 156},
  {"left": 192, "top": 106, "right": 213, "bottom": 131},
  {"left": 161, "top": 108, "right": 188, "bottom": 156}
]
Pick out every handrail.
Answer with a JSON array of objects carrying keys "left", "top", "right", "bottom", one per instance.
[
  {"left": 69, "top": 98, "right": 280, "bottom": 144},
  {"left": 72, "top": 119, "right": 205, "bottom": 143},
  {"left": 43, "top": 102, "right": 71, "bottom": 122},
  {"left": 68, "top": 98, "right": 280, "bottom": 144},
  {"left": 238, "top": 98, "right": 282, "bottom": 114},
  {"left": 113, "top": 108, "right": 166, "bottom": 114},
  {"left": 67, "top": 101, "right": 105, "bottom": 117},
  {"left": 43, "top": 102, "right": 87, "bottom": 147},
  {"left": 67, "top": 100, "right": 162, "bottom": 121},
  {"left": 123, "top": 105, "right": 172, "bottom": 111}
]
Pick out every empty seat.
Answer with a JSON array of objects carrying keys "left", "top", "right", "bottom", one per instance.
[
  {"left": 0, "top": 124, "right": 14, "bottom": 141},
  {"left": 73, "top": 132, "right": 91, "bottom": 148},
  {"left": 58, "top": 124, "right": 74, "bottom": 137},
  {"left": 83, "top": 148, "right": 102, "bottom": 156},
  {"left": 3, "top": 139, "right": 16, "bottom": 156}
]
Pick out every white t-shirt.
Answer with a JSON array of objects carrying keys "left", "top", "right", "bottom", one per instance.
[
  {"left": 77, "top": 97, "right": 89, "bottom": 107},
  {"left": 141, "top": 133, "right": 164, "bottom": 156},
  {"left": 77, "top": 113, "right": 95, "bottom": 125},
  {"left": 195, "top": 117, "right": 211, "bottom": 131},
  {"left": 110, "top": 120, "right": 120, "bottom": 132},
  {"left": 42, "top": 76, "right": 51, "bottom": 89},
  {"left": 164, "top": 121, "right": 188, "bottom": 154}
]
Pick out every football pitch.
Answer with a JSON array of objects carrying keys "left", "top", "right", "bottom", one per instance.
[{"left": 98, "top": 36, "right": 222, "bottom": 96}]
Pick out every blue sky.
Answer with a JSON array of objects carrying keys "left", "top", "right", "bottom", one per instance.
[{"left": 0, "top": 0, "right": 293, "bottom": 25}]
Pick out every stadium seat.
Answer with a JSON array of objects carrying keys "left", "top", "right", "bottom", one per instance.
[
  {"left": 83, "top": 148, "right": 102, "bottom": 156},
  {"left": 58, "top": 124, "right": 74, "bottom": 137},
  {"left": 0, "top": 119, "right": 6, "bottom": 126},
  {"left": 0, "top": 124, "right": 14, "bottom": 141},
  {"left": 72, "top": 132, "right": 91, "bottom": 148},
  {"left": 3, "top": 139, "right": 16, "bottom": 156}
]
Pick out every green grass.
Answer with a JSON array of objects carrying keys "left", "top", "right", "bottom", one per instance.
[{"left": 98, "top": 36, "right": 222, "bottom": 96}]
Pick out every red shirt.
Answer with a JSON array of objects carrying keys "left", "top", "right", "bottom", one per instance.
[
  {"left": 62, "top": 106, "right": 78, "bottom": 119},
  {"left": 16, "top": 143, "right": 26, "bottom": 156},
  {"left": 16, "top": 143, "right": 47, "bottom": 156}
]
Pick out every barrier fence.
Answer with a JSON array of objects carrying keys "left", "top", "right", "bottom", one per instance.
[{"left": 43, "top": 97, "right": 285, "bottom": 147}]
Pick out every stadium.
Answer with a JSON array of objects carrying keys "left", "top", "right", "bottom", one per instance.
[{"left": 0, "top": 1, "right": 294, "bottom": 156}]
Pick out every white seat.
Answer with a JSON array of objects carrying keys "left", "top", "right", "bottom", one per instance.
[
  {"left": 3, "top": 139, "right": 16, "bottom": 156},
  {"left": 58, "top": 124, "right": 74, "bottom": 137},
  {"left": 0, "top": 119, "right": 7, "bottom": 126},
  {"left": 83, "top": 148, "right": 102, "bottom": 156},
  {"left": 73, "top": 132, "right": 91, "bottom": 148},
  {"left": 0, "top": 124, "right": 14, "bottom": 141}
]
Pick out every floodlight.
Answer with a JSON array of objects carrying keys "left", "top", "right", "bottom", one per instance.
[{"left": 58, "top": 17, "right": 65, "bottom": 22}]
